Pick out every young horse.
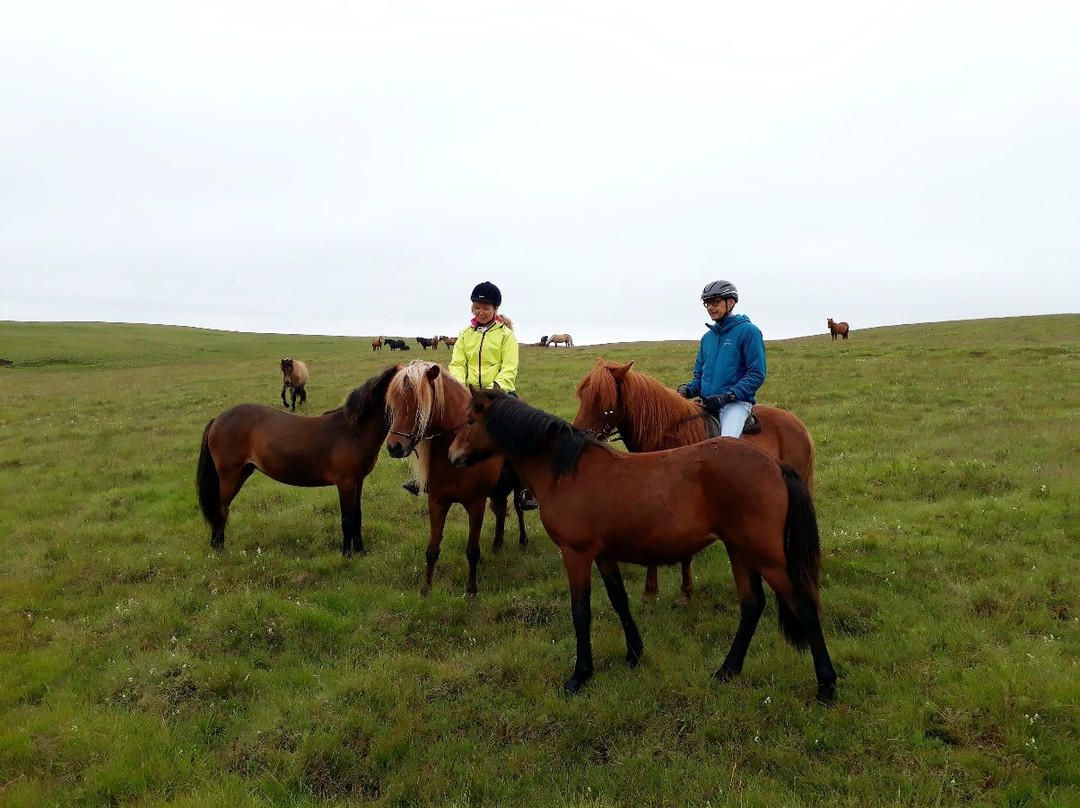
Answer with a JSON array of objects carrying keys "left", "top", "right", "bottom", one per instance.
[
  {"left": 280, "top": 358, "right": 309, "bottom": 411},
  {"left": 547, "top": 334, "right": 573, "bottom": 347},
  {"left": 827, "top": 319, "right": 850, "bottom": 341},
  {"left": 384, "top": 361, "right": 526, "bottom": 598},
  {"left": 573, "top": 358, "right": 816, "bottom": 605},
  {"left": 197, "top": 365, "right": 398, "bottom": 556},
  {"left": 449, "top": 389, "right": 836, "bottom": 702}
]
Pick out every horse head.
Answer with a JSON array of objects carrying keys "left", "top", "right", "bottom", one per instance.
[
  {"left": 572, "top": 358, "right": 634, "bottom": 441},
  {"left": 280, "top": 358, "right": 293, "bottom": 372},
  {"left": 448, "top": 387, "right": 500, "bottom": 467},
  {"left": 385, "top": 361, "right": 467, "bottom": 459}
]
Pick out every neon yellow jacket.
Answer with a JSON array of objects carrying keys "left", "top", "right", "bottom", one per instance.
[{"left": 448, "top": 318, "right": 519, "bottom": 392}]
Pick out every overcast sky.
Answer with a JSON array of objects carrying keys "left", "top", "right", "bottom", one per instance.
[{"left": 3, "top": 1, "right": 1078, "bottom": 345}]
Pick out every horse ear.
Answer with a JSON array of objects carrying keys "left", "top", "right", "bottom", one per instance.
[
  {"left": 469, "top": 385, "right": 487, "bottom": 411},
  {"left": 426, "top": 363, "right": 441, "bottom": 382},
  {"left": 610, "top": 361, "right": 634, "bottom": 381},
  {"left": 593, "top": 357, "right": 605, "bottom": 368}
]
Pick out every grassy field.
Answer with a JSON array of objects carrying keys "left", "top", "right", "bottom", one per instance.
[{"left": 1, "top": 316, "right": 1078, "bottom": 807}]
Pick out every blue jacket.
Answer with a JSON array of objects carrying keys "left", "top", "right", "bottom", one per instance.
[{"left": 682, "top": 314, "right": 766, "bottom": 403}]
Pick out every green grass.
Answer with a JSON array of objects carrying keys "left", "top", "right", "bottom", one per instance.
[{"left": 1, "top": 316, "right": 1078, "bottom": 807}]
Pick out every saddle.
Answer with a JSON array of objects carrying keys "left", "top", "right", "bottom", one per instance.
[{"left": 704, "top": 408, "right": 762, "bottom": 439}]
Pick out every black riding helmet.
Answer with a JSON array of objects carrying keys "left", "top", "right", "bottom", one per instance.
[
  {"left": 471, "top": 281, "right": 502, "bottom": 307},
  {"left": 701, "top": 280, "right": 738, "bottom": 302}
]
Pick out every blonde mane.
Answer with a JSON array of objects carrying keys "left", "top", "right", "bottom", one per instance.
[{"left": 385, "top": 360, "right": 470, "bottom": 487}]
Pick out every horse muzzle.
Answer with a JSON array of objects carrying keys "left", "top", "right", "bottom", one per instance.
[{"left": 386, "top": 438, "right": 414, "bottom": 459}]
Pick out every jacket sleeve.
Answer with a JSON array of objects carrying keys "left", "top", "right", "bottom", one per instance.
[
  {"left": 448, "top": 330, "right": 468, "bottom": 384},
  {"left": 731, "top": 327, "right": 767, "bottom": 401},
  {"left": 684, "top": 338, "right": 705, "bottom": 396},
  {"left": 493, "top": 329, "right": 519, "bottom": 392}
]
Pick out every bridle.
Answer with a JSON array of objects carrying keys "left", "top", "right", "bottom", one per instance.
[
  {"left": 387, "top": 417, "right": 466, "bottom": 457},
  {"left": 580, "top": 407, "right": 621, "bottom": 444}
]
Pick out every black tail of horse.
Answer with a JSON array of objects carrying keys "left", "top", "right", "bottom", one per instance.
[
  {"left": 777, "top": 464, "right": 822, "bottom": 650},
  {"left": 196, "top": 419, "right": 220, "bottom": 528}
]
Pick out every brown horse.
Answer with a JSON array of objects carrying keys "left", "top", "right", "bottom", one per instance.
[
  {"left": 384, "top": 361, "right": 526, "bottom": 598},
  {"left": 372, "top": 336, "right": 384, "bottom": 351},
  {"left": 196, "top": 365, "right": 398, "bottom": 556},
  {"left": 449, "top": 389, "right": 836, "bottom": 702},
  {"left": 827, "top": 319, "right": 850, "bottom": 340},
  {"left": 573, "top": 358, "right": 816, "bottom": 605},
  {"left": 547, "top": 333, "right": 573, "bottom": 347},
  {"left": 440, "top": 335, "right": 458, "bottom": 348},
  {"left": 279, "top": 358, "right": 309, "bottom": 411}
]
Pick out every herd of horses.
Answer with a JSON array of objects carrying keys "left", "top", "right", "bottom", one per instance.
[{"left": 197, "top": 352, "right": 839, "bottom": 702}]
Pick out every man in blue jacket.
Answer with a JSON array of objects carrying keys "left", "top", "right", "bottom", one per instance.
[{"left": 677, "top": 280, "right": 766, "bottom": 438}]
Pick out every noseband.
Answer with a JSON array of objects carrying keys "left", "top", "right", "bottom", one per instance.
[{"left": 582, "top": 408, "right": 620, "bottom": 443}]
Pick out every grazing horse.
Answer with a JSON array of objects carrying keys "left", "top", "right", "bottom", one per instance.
[
  {"left": 547, "top": 334, "right": 573, "bottom": 347},
  {"left": 196, "top": 365, "right": 398, "bottom": 556},
  {"left": 372, "top": 336, "right": 384, "bottom": 352},
  {"left": 386, "top": 339, "right": 410, "bottom": 351},
  {"left": 384, "top": 361, "right": 527, "bottom": 598},
  {"left": 827, "top": 319, "right": 850, "bottom": 341},
  {"left": 279, "top": 358, "right": 309, "bottom": 411},
  {"left": 573, "top": 358, "right": 815, "bottom": 605},
  {"left": 440, "top": 335, "right": 458, "bottom": 348},
  {"left": 416, "top": 336, "right": 438, "bottom": 350},
  {"left": 449, "top": 389, "right": 836, "bottom": 702}
]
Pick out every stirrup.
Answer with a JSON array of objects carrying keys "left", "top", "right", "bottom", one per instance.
[
  {"left": 517, "top": 490, "right": 539, "bottom": 511},
  {"left": 402, "top": 480, "right": 421, "bottom": 496}
]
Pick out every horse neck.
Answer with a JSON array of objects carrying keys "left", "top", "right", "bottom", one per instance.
[{"left": 620, "top": 375, "right": 705, "bottom": 451}]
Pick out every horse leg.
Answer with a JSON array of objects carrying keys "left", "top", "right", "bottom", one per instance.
[
  {"left": 337, "top": 481, "right": 363, "bottom": 557},
  {"left": 642, "top": 565, "right": 659, "bottom": 602},
  {"left": 561, "top": 547, "right": 595, "bottom": 693},
  {"left": 213, "top": 464, "right": 255, "bottom": 549},
  {"left": 298, "top": 386, "right": 307, "bottom": 406},
  {"left": 490, "top": 494, "right": 507, "bottom": 552},
  {"left": 464, "top": 500, "right": 485, "bottom": 600},
  {"left": 596, "top": 558, "right": 644, "bottom": 667},
  {"left": 514, "top": 494, "right": 528, "bottom": 550},
  {"left": 421, "top": 498, "right": 450, "bottom": 596},
  {"left": 290, "top": 388, "right": 298, "bottom": 412},
  {"left": 761, "top": 567, "right": 838, "bottom": 704},
  {"left": 281, "top": 384, "right": 289, "bottom": 407},
  {"left": 714, "top": 551, "right": 765, "bottom": 680},
  {"left": 675, "top": 558, "right": 694, "bottom": 608}
]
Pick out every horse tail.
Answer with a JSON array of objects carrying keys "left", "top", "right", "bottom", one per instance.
[
  {"left": 777, "top": 463, "right": 821, "bottom": 650},
  {"left": 196, "top": 419, "right": 220, "bottom": 527}
]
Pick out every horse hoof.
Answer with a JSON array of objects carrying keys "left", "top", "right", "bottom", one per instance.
[
  {"left": 816, "top": 682, "right": 836, "bottom": 704},
  {"left": 713, "top": 665, "right": 739, "bottom": 682},
  {"left": 673, "top": 593, "right": 691, "bottom": 609},
  {"left": 626, "top": 647, "right": 644, "bottom": 667},
  {"left": 465, "top": 591, "right": 476, "bottom": 603},
  {"left": 563, "top": 673, "right": 591, "bottom": 694},
  {"left": 419, "top": 585, "right": 430, "bottom": 597}
]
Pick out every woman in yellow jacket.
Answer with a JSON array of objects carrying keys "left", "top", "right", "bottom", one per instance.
[{"left": 448, "top": 281, "right": 519, "bottom": 392}]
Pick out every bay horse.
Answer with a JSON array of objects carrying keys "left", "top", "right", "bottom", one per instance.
[
  {"left": 547, "top": 333, "right": 573, "bottom": 347},
  {"left": 449, "top": 388, "right": 836, "bottom": 702},
  {"left": 827, "top": 319, "right": 850, "bottom": 340},
  {"left": 416, "top": 336, "right": 438, "bottom": 350},
  {"left": 279, "top": 358, "right": 308, "bottom": 411},
  {"left": 440, "top": 335, "right": 458, "bottom": 348},
  {"left": 372, "top": 336, "right": 384, "bottom": 351},
  {"left": 573, "top": 358, "right": 815, "bottom": 605},
  {"left": 384, "top": 361, "right": 526, "bottom": 598},
  {"left": 196, "top": 364, "right": 399, "bottom": 556}
]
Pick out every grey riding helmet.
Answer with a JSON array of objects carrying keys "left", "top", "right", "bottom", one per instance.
[{"left": 701, "top": 280, "right": 738, "bottom": 302}]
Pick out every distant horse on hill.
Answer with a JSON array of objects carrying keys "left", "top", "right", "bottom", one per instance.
[
  {"left": 417, "top": 336, "right": 439, "bottom": 350},
  {"left": 372, "top": 336, "right": 384, "bottom": 351},
  {"left": 279, "top": 358, "right": 309, "bottom": 411},
  {"left": 547, "top": 334, "right": 573, "bottom": 347},
  {"left": 827, "top": 319, "right": 850, "bottom": 341},
  {"left": 197, "top": 365, "right": 398, "bottom": 556},
  {"left": 440, "top": 335, "right": 458, "bottom": 348},
  {"left": 386, "top": 339, "right": 410, "bottom": 351}
]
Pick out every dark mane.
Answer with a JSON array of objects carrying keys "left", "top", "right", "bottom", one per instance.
[
  {"left": 483, "top": 393, "right": 606, "bottom": 478},
  {"left": 337, "top": 364, "right": 400, "bottom": 425}
]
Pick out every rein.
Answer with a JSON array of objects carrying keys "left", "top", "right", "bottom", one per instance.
[{"left": 387, "top": 421, "right": 467, "bottom": 455}]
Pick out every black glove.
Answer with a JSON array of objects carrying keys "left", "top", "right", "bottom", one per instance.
[
  {"left": 676, "top": 384, "right": 693, "bottom": 399},
  {"left": 702, "top": 392, "right": 737, "bottom": 415}
]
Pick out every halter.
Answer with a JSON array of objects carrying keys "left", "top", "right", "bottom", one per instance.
[
  {"left": 581, "top": 408, "right": 621, "bottom": 443},
  {"left": 387, "top": 421, "right": 466, "bottom": 456}
]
